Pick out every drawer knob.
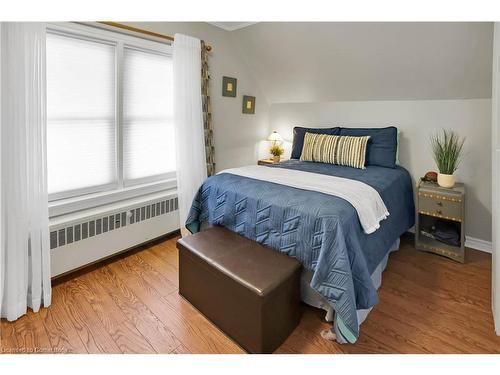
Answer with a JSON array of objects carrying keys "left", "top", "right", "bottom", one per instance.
[{"left": 436, "top": 201, "right": 443, "bottom": 206}]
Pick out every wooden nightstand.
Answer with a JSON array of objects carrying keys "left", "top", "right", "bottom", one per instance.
[
  {"left": 258, "top": 158, "right": 280, "bottom": 166},
  {"left": 415, "top": 180, "right": 465, "bottom": 263}
]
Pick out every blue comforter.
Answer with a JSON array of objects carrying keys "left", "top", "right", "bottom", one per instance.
[{"left": 186, "top": 160, "right": 414, "bottom": 343}]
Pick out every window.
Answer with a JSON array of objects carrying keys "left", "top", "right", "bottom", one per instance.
[
  {"left": 123, "top": 47, "right": 175, "bottom": 183},
  {"left": 46, "top": 24, "right": 175, "bottom": 205},
  {"left": 46, "top": 33, "right": 116, "bottom": 196}
]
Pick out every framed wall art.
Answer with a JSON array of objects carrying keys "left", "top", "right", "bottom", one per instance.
[
  {"left": 222, "top": 76, "right": 237, "bottom": 97},
  {"left": 242, "top": 95, "right": 256, "bottom": 114}
]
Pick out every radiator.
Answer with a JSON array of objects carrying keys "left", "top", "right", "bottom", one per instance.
[{"left": 49, "top": 192, "right": 180, "bottom": 277}]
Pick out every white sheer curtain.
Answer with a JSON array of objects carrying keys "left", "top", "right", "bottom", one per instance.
[
  {"left": 173, "top": 34, "right": 207, "bottom": 231},
  {"left": 0, "top": 22, "right": 51, "bottom": 321}
]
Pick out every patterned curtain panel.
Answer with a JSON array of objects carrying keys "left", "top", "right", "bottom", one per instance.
[{"left": 201, "top": 41, "right": 215, "bottom": 176}]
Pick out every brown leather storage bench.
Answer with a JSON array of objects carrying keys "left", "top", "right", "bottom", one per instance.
[{"left": 177, "top": 226, "right": 302, "bottom": 353}]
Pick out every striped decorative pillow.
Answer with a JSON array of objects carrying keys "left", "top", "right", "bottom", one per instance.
[{"left": 300, "top": 132, "right": 370, "bottom": 169}]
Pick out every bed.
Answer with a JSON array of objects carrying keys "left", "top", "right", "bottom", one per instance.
[{"left": 185, "top": 131, "right": 414, "bottom": 344}]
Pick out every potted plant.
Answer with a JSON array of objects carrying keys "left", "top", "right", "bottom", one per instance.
[
  {"left": 430, "top": 129, "right": 465, "bottom": 188},
  {"left": 270, "top": 144, "right": 284, "bottom": 163}
]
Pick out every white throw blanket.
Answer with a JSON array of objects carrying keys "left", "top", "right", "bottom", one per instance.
[{"left": 219, "top": 165, "right": 389, "bottom": 234}]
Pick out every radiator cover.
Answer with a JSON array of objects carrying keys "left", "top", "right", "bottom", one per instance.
[{"left": 50, "top": 193, "right": 179, "bottom": 277}]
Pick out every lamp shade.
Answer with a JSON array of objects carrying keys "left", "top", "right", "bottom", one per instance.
[{"left": 267, "top": 131, "right": 283, "bottom": 142}]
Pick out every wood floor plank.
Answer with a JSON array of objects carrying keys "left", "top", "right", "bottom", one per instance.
[
  {"left": 387, "top": 259, "right": 491, "bottom": 312},
  {"left": 150, "top": 242, "right": 179, "bottom": 269},
  {"left": 0, "top": 319, "right": 19, "bottom": 353},
  {"left": 110, "top": 256, "right": 243, "bottom": 353},
  {"left": 2, "top": 233, "right": 499, "bottom": 354},
  {"left": 68, "top": 275, "right": 157, "bottom": 353},
  {"left": 275, "top": 331, "right": 336, "bottom": 354},
  {"left": 162, "top": 290, "right": 244, "bottom": 354},
  {"left": 55, "top": 282, "right": 122, "bottom": 353},
  {"left": 282, "top": 307, "right": 401, "bottom": 354},
  {"left": 375, "top": 283, "right": 500, "bottom": 352},
  {"left": 134, "top": 248, "right": 179, "bottom": 287},
  {"left": 172, "top": 344, "right": 191, "bottom": 354},
  {"left": 95, "top": 263, "right": 180, "bottom": 353},
  {"left": 38, "top": 290, "right": 88, "bottom": 354},
  {"left": 359, "top": 308, "right": 458, "bottom": 354},
  {"left": 124, "top": 253, "right": 177, "bottom": 297},
  {"left": 278, "top": 309, "right": 349, "bottom": 354},
  {"left": 2, "top": 310, "right": 52, "bottom": 354},
  {"left": 380, "top": 270, "right": 497, "bottom": 336}
]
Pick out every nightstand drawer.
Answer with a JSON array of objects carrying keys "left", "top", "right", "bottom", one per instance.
[{"left": 418, "top": 193, "right": 462, "bottom": 222}]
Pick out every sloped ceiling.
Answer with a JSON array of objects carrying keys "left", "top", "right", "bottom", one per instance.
[
  {"left": 232, "top": 22, "right": 493, "bottom": 103},
  {"left": 208, "top": 22, "right": 257, "bottom": 31}
]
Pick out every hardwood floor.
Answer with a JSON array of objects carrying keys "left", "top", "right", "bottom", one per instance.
[{"left": 1, "top": 233, "right": 499, "bottom": 354}]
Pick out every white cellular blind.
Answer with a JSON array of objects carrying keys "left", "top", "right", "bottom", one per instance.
[
  {"left": 123, "top": 47, "right": 175, "bottom": 182},
  {"left": 46, "top": 32, "right": 116, "bottom": 195}
]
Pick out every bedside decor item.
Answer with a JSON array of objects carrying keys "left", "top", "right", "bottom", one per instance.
[
  {"left": 242, "top": 95, "right": 256, "bottom": 114},
  {"left": 222, "top": 76, "right": 237, "bottom": 97},
  {"left": 267, "top": 130, "right": 283, "bottom": 144},
  {"left": 267, "top": 131, "right": 284, "bottom": 162},
  {"left": 423, "top": 171, "right": 438, "bottom": 183},
  {"left": 270, "top": 144, "right": 284, "bottom": 163},
  {"left": 430, "top": 129, "right": 465, "bottom": 188},
  {"left": 415, "top": 180, "right": 465, "bottom": 263}
]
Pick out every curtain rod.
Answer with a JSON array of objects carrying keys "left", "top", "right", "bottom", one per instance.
[{"left": 97, "top": 21, "right": 213, "bottom": 52}]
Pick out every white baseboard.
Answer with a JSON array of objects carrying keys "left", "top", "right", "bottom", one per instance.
[{"left": 465, "top": 236, "right": 492, "bottom": 254}]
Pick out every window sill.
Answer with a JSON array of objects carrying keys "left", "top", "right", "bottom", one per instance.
[{"left": 49, "top": 178, "right": 177, "bottom": 218}]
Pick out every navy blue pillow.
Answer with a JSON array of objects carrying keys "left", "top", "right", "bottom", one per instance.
[
  {"left": 339, "top": 126, "right": 398, "bottom": 168},
  {"left": 291, "top": 126, "right": 341, "bottom": 159}
]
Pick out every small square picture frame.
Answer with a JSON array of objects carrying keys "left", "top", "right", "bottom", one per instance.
[
  {"left": 222, "top": 76, "right": 237, "bottom": 97},
  {"left": 242, "top": 95, "right": 256, "bottom": 114}
]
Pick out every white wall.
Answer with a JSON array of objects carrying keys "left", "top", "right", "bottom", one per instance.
[
  {"left": 124, "top": 22, "right": 270, "bottom": 171},
  {"left": 233, "top": 22, "right": 493, "bottom": 103},
  {"left": 270, "top": 99, "right": 492, "bottom": 243}
]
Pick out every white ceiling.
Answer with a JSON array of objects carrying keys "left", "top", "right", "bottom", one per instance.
[{"left": 208, "top": 22, "right": 257, "bottom": 31}]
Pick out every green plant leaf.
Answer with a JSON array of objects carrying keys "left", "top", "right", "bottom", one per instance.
[
  {"left": 430, "top": 129, "right": 465, "bottom": 174},
  {"left": 269, "top": 144, "right": 284, "bottom": 157}
]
